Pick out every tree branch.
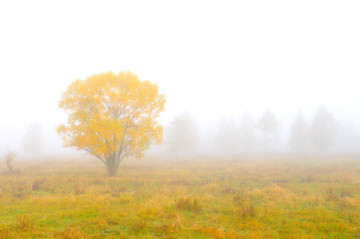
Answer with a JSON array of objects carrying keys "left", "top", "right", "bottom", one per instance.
[{"left": 81, "top": 147, "right": 107, "bottom": 165}]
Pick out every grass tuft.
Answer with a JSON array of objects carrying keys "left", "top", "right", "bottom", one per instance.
[{"left": 175, "top": 196, "right": 202, "bottom": 212}]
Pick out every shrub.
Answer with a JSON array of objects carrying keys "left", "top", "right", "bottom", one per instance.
[
  {"left": 221, "top": 186, "right": 234, "bottom": 194},
  {"left": 131, "top": 220, "right": 147, "bottom": 234},
  {"left": 326, "top": 188, "right": 338, "bottom": 201},
  {"left": 54, "top": 228, "right": 84, "bottom": 239},
  {"left": 15, "top": 215, "right": 33, "bottom": 231},
  {"left": 340, "top": 187, "right": 353, "bottom": 197},
  {"left": 240, "top": 204, "right": 256, "bottom": 219},
  {"left": 32, "top": 178, "right": 47, "bottom": 191},
  {"left": 153, "top": 224, "right": 177, "bottom": 236},
  {"left": 74, "top": 184, "right": 84, "bottom": 195},
  {"left": 233, "top": 191, "right": 249, "bottom": 206},
  {"left": 175, "top": 196, "right": 201, "bottom": 212}
]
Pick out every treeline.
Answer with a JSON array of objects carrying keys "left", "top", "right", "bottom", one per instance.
[{"left": 159, "top": 105, "right": 349, "bottom": 155}]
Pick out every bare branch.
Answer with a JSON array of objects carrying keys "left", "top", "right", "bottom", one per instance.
[{"left": 81, "top": 147, "right": 107, "bottom": 164}]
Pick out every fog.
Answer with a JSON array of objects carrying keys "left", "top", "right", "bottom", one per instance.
[{"left": 1, "top": 0, "right": 359, "bottom": 157}]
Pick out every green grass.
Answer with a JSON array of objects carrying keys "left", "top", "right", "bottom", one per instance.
[{"left": 1, "top": 155, "right": 360, "bottom": 238}]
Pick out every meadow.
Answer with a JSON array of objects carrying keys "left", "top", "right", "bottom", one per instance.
[{"left": 1, "top": 155, "right": 360, "bottom": 238}]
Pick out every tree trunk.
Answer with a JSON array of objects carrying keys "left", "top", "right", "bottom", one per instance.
[
  {"left": 264, "top": 131, "right": 268, "bottom": 153},
  {"left": 106, "top": 156, "right": 118, "bottom": 177},
  {"left": 6, "top": 161, "right": 13, "bottom": 173}
]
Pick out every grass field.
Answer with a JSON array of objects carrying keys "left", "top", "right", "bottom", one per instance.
[{"left": 1, "top": 155, "right": 360, "bottom": 238}]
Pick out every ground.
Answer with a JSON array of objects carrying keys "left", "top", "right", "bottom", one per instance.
[{"left": 1, "top": 155, "right": 360, "bottom": 238}]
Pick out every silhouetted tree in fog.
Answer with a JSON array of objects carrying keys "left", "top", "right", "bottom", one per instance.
[
  {"left": 5, "top": 150, "right": 16, "bottom": 173},
  {"left": 309, "top": 105, "right": 337, "bottom": 151},
  {"left": 257, "top": 110, "right": 278, "bottom": 153},
  {"left": 290, "top": 111, "right": 309, "bottom": 152},
  {"left": 238, "top": 111, "right": 256, "bottom": 152},
  {"left": 213, "top": 118, "right": 240, "bottom": 154},
  {"left": 166, "top": 112, "right": 199, "bottom": 155},
  {"left": 333, "top": 121, "right": 360, "bottom": 153},
  {"left": 23, "top": 122, "right": 43, "bottom": 156}
]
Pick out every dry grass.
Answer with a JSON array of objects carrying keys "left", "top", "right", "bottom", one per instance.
[
  {"left": 0, "top": 155, "right": 360, "bottom": 238},
  {"left": 175, "top": 196, "right": 202, "bottom": 212}
]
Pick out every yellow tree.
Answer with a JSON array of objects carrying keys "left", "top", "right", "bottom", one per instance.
[{"left": 57, "top": 71, "right": 165, "bottom": 176}]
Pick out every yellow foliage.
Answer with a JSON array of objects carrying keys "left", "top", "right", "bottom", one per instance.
[{"left": 57, "top": 71, "right": 165, "bottom": 175}]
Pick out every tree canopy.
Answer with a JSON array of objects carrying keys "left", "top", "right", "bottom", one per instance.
[
  {"left": 257, "top": 110, "right": 278, "bottom": 152},
  {"left": 290, "top": 110, "right": 309, "bottom": 152},
  {"left": 310, "top": 105, "right": 337, "bottom": 151},
  {"left": 165, "top": 112, "right": 199, "bottom": 155},
  {"left": 57, "top": 71, "right": 165, "bottom": 176},
  {"left": 23, "top": 122, "right": 43, "bottom": 156}
]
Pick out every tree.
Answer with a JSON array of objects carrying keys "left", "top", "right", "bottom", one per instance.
[
  {"left": 257, "top": 110, "right": 278, "bottom": 153},
  {"left": 5, "top": 150, "right": 16, "bottom": 173},
  {"left": 309, "top": 105, "right": 337, "bottom": 152},
  {"left": 23, "top": 122, "right": 43, "bottom": 156},
  {"left": 165, "top": 112, "right": 199, "bottom": 155},
  {"left": 238, "top": 111, "right": 256, "bottom": 152},
  {"left": 290, "top": 110, "right": 309, "bottom": 152},
  {"left": 57, "top": 71, "right": 165, "bottom": 176},
  {"left": 213, "top": 117, "right": 241, "bottom": 154}
]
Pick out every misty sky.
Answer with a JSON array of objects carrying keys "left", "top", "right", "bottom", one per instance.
[{"left": 0, "top": 0, "right": 359, "bottom": 153}]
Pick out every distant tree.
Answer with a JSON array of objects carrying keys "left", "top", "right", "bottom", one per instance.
[
  {"left": 202, "top": 127, "right": 215, "bottom": 154},
  {"left": 5, "top": 150, "right": 16, "bottom": 173},
  {"left": 332, "top": 121, "right": 360, "bottom": 153},
  {"left": 257, "top": 110, "right": 278, "bottom": 153},
  {"left": 290, "top": 111, "right": 309, "bottom": 152},
  {"left": 57, "top": 71, "right": 165, "bottom": 176},
  {"left": 213, "top": 118, "right": 240, "bottom": 154},
  {"left": 238, "top": 111, "right": 256, "bottom": 152},
  {"left": 166, "top": 112, "right": 199, "bottom": 155},
  {"left": 309, "top": 105, "right": 337, "bottom": 151},
  {"left": 23, "top": 122, "right": 43, "bottom": 156}
]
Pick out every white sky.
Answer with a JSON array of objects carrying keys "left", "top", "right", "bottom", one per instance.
[{"left": 0, "top": 0, "right": 360, "bottom": 151}]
